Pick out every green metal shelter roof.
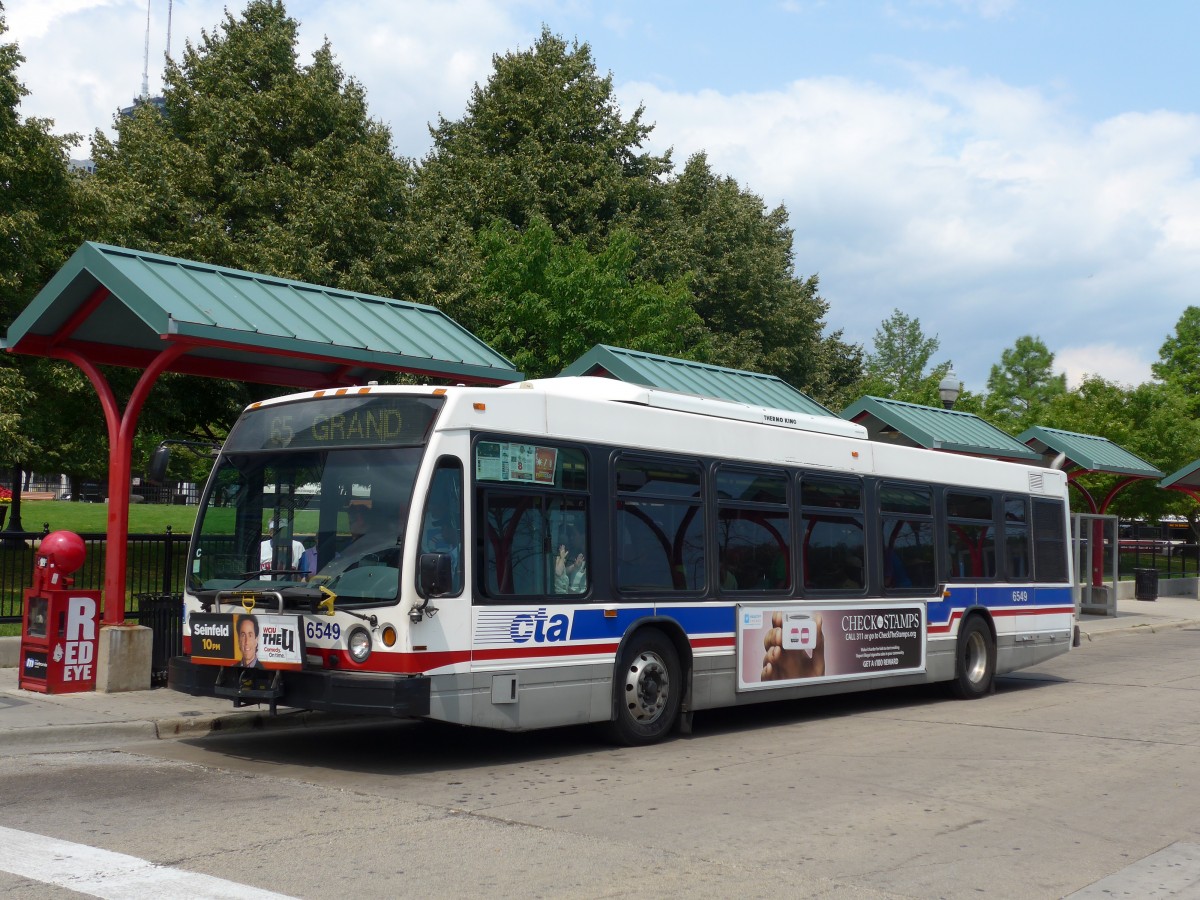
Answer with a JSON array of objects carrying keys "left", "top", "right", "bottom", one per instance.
[
  {"left": 3, "top": 242, "right": 520, "bottom": 388},
  {"left": 1018, "top": 425, "right": 1163, "bottom": 478},
  {"left": 1160, "top": 459, "right": 1200, "bottom": 491},
  {"left": 841, "top": 395, "right": 1041, "bottom": 461},
  {"left": 559, "top": 344, "right": 835, "bottom": 417}
]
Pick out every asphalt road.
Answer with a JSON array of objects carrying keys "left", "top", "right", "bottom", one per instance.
[{"left": 1, "top": 626, "right": 1199, "bottom": 899}]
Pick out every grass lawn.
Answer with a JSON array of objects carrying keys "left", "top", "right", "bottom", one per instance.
[
  {"left": 4, "top": 501, "right": 198, "bottom": 535},
  {"left": 1, "top": 502, "right": 199, "bottom": 632}
]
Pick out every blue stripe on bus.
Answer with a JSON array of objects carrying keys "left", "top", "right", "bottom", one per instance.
[
  {"left": 657, "top": 605, "right": 736, "bottom": 635},
  {"left": 928, "top": 585, "right": 1073, "bottom": 628},
  {"left": 569, "top": 605, "right": 734, "bottom": 641},
  {"left": 569, "top": 607, "right": 655, "bottom": 641},
  {"left": 571, "top": 588, "right": 1073, "bottom": 640}
]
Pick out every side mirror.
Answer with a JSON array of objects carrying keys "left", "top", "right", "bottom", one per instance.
[
  {"left": 147, "top": 445, "right": 171, "bottom": 485},
  {"left": 418, "top": 552, "right": 453, "bottom": 598}
]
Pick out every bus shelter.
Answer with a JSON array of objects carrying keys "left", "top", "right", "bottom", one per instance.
[
  {"left": 1159, "top": 459, "right": 1200, "bottom": 505},
  {"left": 560, "top": 344, "right": 836, "bottom": 417},
  {"left": 841, "top": 395, "right": 1042, "bottom": 462},
  {"left": 1019, "top": 425, "right": 1164, "bottom": 614},
  {"left": 3, "top": 242, "right": 521, "bottom": 684},
  {"left": 1157, "top": 460, "right": 1200, "bottom": 584}
]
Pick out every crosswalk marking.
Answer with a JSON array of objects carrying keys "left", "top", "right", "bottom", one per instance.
[{"left": 0, "top": 825, "right": 296, "bottom": 899}]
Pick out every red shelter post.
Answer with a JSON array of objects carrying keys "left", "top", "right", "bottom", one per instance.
[{"left": 62, "top": 344, "right": 188, "bottom": 625}]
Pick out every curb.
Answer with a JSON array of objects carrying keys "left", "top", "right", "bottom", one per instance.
[
  {"left": 0, "top": 721, "right": 160, "bottom": 750},
  {"left": 0, "top": 708, "right": 366, "bottom": 752},
  {"left": 1077, "top": 618, "right": 1200, "bottom": 642},
  {"left": 152, "top": 708, "right": 365, "bottom": 739}
]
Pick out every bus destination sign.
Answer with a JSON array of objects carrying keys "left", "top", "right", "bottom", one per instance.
[{"left": 226, "top": 395, "right": 443, "bottom": 452}]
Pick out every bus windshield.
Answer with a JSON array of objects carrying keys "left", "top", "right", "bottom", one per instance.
[{"left": 187, "top": 394, "right": 442, "bottom": 605}]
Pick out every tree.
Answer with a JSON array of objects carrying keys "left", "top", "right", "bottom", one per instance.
[
  {"left": 984, "top": 335, "right": 1066, "bottom": 432},
  {"left": 418, "top": 27, "right": 669, "bottom": 245},
  {"left": 77, "top": 0, "right": 424, "bottom": 472},
  {"left": 0, "top": 3, "right": 87, "bottom": 525},
  {"left": 1152, "top": 306, "right": 1200, "bottom": 415},
  {"left": 1040, "top": 377, "right": 1200, "bottom": 523},
  {"left": 416, "top": 39, "right": 861, "bottom": 406},
  {"left": 469, "top": 218, "right": 708, "bottom": 379},
  {"left": 856, "top": 309, "right": 951, "bottom": 405},
  {"left": 643, "top": 153, "right": 862, "bottom": 407},
  {"left": 88, "top": 0, "right": 416, "bottom": 297}
]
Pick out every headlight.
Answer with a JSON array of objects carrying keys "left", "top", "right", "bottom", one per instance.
[{"left": 347, "top": 627, "right": 372, "bottom": 663}]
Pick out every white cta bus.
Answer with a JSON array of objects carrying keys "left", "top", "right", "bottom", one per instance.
[{"left": 169, "top": 376, "right": 1075, "bottom": 744}]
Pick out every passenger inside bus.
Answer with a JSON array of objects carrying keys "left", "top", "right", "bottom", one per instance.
[
  {"left": 554, "top": 524, "right": 587, "bottom": 593},
  {"left": 313, "top": 502, "right": 399, "bottom": 580}
]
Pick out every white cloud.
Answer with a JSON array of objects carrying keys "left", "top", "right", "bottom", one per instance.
[
  {"left": 618, "top": 66, "right": 1200, "bottom": 391},
  {"left": 5, "top": 0, "right": 123, "bottom": 41},
  {"left": 7, "top": 0, "right": 530, "bottom": 153},
  {"left": 290, "top": 0, "right": 528, "bottom": 154},
  {"left": 1057, "top": 344, "right": 1154, "bottom": 389},
  {"left": 6, "top": 1, "right": 1196, "bottom": 396}
]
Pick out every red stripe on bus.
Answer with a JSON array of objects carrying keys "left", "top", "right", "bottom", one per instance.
[
  {"left": 472, "top": 642, "right": 620, "bottom": 661},
  {"left": 927, "top": 606, "right": 1075, "bottom": 635},
  {"left": 690, "top": 636, "right": 735, "bottom": 649}
]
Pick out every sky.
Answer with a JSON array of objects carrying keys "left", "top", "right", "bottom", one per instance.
[{"left": 5, "top": 0, "right": 1199, "bottom": 394}]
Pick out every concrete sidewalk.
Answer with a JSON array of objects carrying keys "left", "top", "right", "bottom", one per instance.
[
  {"left": 1, "top": 593, "right": 1197, "bottom": 752},
  {"left": 0, "top": 666, "right": 357, "bottom": 752},
  {"left": 1075, "top": 591, "right": 1200, "bottom": 641}
]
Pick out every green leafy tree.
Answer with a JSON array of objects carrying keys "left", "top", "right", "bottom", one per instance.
[
  {"left": 984, "top": 335, "right": 1067, "bottom": 432},
  {"left": 1152, "top": 306, "right": 1200, "bottom": 415},
  {"left": 470, "top": 218, "right": 707, "bottom": 379},
  {"left": 89, "top": 0, "right": 416, "bottom": 294},
  {"left": 0, "top": 3, "right": 88, "bottom": 525},
  {"left": 411, "top": 27, "right": 672, "bottom": 340},
  {"left": 644, "top": 153, "right": 862, "bottom": 407},
  {"left": 418, "top": 27, "right": 669, "bottom": 245},
  {"left": 416, "top": 36, "right": 860, "bottom": 406},
  {"left": 856, "top": 309, "right": 952, "bottom": 405},
  {"left": 80, "top": 0, "right": 422, "bottom": 470}
]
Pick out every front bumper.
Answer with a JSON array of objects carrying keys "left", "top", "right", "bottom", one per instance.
[{"left": 168, "top": 657, "right": 431, "bottom": 718}]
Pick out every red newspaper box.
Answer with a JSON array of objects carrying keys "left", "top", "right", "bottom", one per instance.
[{"left": 20, "top": 531, "right": 100, "bottom": 694}]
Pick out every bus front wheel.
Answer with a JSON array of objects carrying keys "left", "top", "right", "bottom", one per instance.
[
  {"left": 950, "top": 615, "right": 996, "bottom": 699},
  {"left": 606, "top": 629, "right": 682, "bottom": 746}
]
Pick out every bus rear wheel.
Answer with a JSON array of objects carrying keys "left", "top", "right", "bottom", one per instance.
[
  {"left": 606, "top": 629, "right": 682, "bottom": 746},
  {"left": 950, "top": 615, "right": 995, "bottom": 699}
]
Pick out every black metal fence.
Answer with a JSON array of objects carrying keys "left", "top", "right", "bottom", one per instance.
[
  {"left": 1, "top": 528, "right": 188, "bottom": 686},
  {"left": 0, "top": 527, "right": 189, "bottom": 622},
  {"left": 1, "top": 528, "right": 187, "bottom": 691},
  {"left": 1118, "top": 543, "right": 1199, "bottom": 580},
  {"left": 1119, "top": 521, "right": 1199, "bottom": 581}
]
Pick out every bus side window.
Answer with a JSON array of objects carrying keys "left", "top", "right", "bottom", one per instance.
[
  {"left": 715, "top": 466, "right": 790, "bottom": 593},
  {"left": 945, "top": 491, "right": 996, "bottom": 579},
  {"left": 477, "top": 443, "right": 589, "bottom": 600},
  {"left": 880, "top": 483, "right": 935, "bottom": 593},
  {"left": 614, "top": 455, "right": 705, "bottom": 593},
  {"left": 801, "top": 475, "right": 865, "bottom": 593},
  {"left": 420, "top": 459, "right": 464, "bottom": 596},
  {"left": 1003, "top": 496, "right": 1031, "bottom": 580}
]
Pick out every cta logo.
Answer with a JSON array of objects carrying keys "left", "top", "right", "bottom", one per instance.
[{"left": 510, "top": 608, "right": 571, "bottom": 643}]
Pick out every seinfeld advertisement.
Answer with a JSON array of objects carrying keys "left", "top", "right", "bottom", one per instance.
[
  {"left": 189, "top": 613, "right": 304, "bottom": 670},
  {"left": 737, "top": 603, "right": 925, "bottom": 691}
]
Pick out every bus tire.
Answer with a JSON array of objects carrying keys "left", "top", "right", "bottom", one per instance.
[
  {"left": 950, "top": 615, "right": 995, "bottom": 699},
  {"left": 606, "top": 629, "right": 682, "bottom": 746}
]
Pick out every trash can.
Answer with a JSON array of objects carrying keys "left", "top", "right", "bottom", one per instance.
[{"left": 1134, "top": 568, "right": 1159, "bottom": 601}]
